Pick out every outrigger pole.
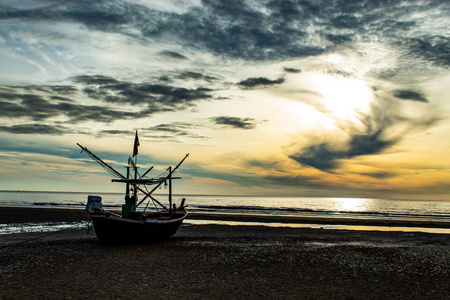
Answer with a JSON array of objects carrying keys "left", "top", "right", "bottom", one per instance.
[
  {"left": 77, "top": 143, "right": 167, "bottom": 209},
  {"left": 77, "top": 143, "right": 125, "bottom": 179},
  {"left": 77, "top": 143, "right": 188, "bottom": 211}
]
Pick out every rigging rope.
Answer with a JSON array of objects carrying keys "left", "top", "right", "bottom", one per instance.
[
  {"left": 155, "top": 167, "right": 170, "bottom": 179},
  {"left": 83, "top": 150, "right": 124, "bottom": 179}
]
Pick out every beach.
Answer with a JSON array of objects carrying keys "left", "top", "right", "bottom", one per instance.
[{"left": 1, "top": 207, "right": 449, "bottom": 299}]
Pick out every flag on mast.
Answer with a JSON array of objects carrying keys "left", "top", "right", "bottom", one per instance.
[{"left": 133, "top": 130, "right": 140, "bottom": 157}]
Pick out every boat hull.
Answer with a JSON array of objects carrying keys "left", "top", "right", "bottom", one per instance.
[{"left": 90, "top": 209, "right": 187, "bottom": 244}]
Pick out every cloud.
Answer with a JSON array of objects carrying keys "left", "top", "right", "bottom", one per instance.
[
  {"left": 149, "top": 123, "right": 200, "bottom": 137},
  {"left": 96, "top": 127, "right": 208, "bottom": 142},
  {"left": 289, "top": 126, "right": 396, "bottom": 171},
  {"left": 212, "top": 116, "right": 259, "bottom": 130},
  {"left": 238, "top": 77, "right": 285, "bottom": 88},
  {"left": 393, "top": 90, "right": 428, "bottom": 103},
  {"left": 92, "top": 122, "right": 205, "bottom": 141},
  {"left": 175, "top": 71, "right": 219, "bottom": 82},
  {"left": 361, "top": 172, "right": 398, "bottom": 179},
  {"left": 71, "top": 75, "right": 120, "bottom": 85},
  {"left": 0, "top": 2, "right": 128, "bottom": 31},
  {"left": 406, "top": 36, "right": 450, "bottom": 67},
  {"left": 0, "top": 88, "right": 137, "bottom": 124},
  {"left": 288, "top": 95, "right": 440, "bottom": 171},
  {"left": 158, "top": 51, "right": 188, "bottom": 60},
  {"left": 326, "top": 67, "right": 354, "bottom": 78},
  {"left": 290, "top": 143, "right": 340, "bottom": 171},
  {"left": 0, "top": 72, "right": 219, "bottom": 130},
  {"left": 0, "top": 124, "right": 70, "bottom": 135},
  {"left": 151, "top": 123, "right": 187, "bottom": 134},
  {"left": 1, "top": 0, "right": 448, "bottom": 69},
  {"left": 73, "top": 75, "right": 215, "bottom": 108},
  {"left": 283, "top": 67, "right": 301, "bottom": 73},
  {"left": 99, "top": 129, "right": 134, "bottom": 136}
]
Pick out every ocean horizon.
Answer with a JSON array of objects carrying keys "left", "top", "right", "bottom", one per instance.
[
  {"left": 1, "top": 190, "right": 449, "bottom": 222},
  {"left": 1, "top": 190, "right": 450, "bottom": 235}
]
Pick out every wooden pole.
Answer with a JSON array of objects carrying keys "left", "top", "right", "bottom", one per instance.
[
  {"left": 169, "top": 166, "right": 172, "bottom": 213},
  {"left": 126, "top": 166, "right": 130, "bottom": 200},
  {"left": 77, "top": 143, "right": 125, "bottom": 179},
  {"left": 134, "top": 162, "right": 138, "bottom": 207}
]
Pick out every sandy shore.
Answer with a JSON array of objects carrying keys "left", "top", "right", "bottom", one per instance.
[{"left": 1, "top": 207, "right": 450, "bottom": 299}]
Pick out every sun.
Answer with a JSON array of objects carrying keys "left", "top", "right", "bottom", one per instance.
[{"left": 315, "top": 75, "right": 375, "bottom": 122}]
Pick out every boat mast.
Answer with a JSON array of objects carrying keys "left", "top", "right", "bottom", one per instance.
[
  {"left": 133, "top": 159, "right": 138, "bottom": 204},
  {"left": 168, "top": 166, "right": 172, "bottom": 213},
  {"left": 126, "top": 166, "right": 130, "bottom": 200}
]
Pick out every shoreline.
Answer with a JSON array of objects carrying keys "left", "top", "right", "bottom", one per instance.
[
  {"left": 1, "top": 206, "right": 450, "bottom": 229},
  {"left": 1, "top": 207, "right": 449, "bottom": 299}
]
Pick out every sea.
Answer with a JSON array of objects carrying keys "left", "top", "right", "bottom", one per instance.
[{"left": 1, "top": 190, "right": 450, "bottom": 234}]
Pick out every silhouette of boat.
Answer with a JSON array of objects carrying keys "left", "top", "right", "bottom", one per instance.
[{"left": 77, "top": 131, "right": 189, "bottom": 243}]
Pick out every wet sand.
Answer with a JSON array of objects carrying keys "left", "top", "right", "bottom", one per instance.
[
  {"left": 1, "top": 207, "right": 449, "bottom": 299},
  {"left": 2, "top": 206, "right": 450, "bottom": 228}
]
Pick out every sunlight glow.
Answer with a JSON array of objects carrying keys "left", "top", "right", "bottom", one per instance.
[
  {"left": 316, "top": 76, "right": 374, "bottom": 121},
  {"left": 333, "top": 198, "right": 369, "bottom": 212}
]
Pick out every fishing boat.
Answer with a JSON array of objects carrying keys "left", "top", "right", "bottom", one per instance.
[{"left": 77, "top": 131, "right": 189, "bottom": 244}]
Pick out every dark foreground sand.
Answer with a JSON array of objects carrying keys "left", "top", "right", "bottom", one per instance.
[{"left": 1, "top": 207, "right": 449, "bottom": 299}]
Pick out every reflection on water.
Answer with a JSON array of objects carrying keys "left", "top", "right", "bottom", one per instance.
[
  {"left": 1, "top": 191, "right": 450, "bottom": 222},
  {"left": 2, "top": 219, "right": 449, "bottom": 236},
  {"left": 332, "top": 198, "right": 370, "bottom": 212},
  {"left": 184, "top": 219, "right": 450, "bottom": 235},
  {"left": 0, "top": 222, "right": 87, "bottom": 235}
]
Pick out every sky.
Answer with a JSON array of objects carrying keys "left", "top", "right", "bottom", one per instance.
[{"left": 0, "top": 0, "right": 449, "bottom": 200}]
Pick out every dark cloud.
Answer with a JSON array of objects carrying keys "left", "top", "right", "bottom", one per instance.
[
  {"left": 290, "top": 143, "right": 344, "bottom": 171},
  {"left": 289, "top": 96, "right": 440, "bottom": 171},
  {"left": 99, "top": 130, "right": 133, "bottom": 135},
  {"left": 262, "top": 174, "right": 321, "bottom": 189},
  {"left": 48, "top": 85, "right": 79, "bottom": 95},
  {"left": 247, "top": 159, "right": 280, "bottom": 169},
  {"left": 175, "top": 71, "right": 218, "bottom": 82},
  {"left": 176, "top": 71, "right": 203, "bottom": 80},
  {"left": 290, "top": 129, "right": 396, "bottom": 171},
  {"left": 393, "top": 90, "right": 428, "bottom": 103},
  {"left": 212, "top": 116, "right": 258, "bottom": 130},
  {"left": 145, "top": 122, "right": 207, "bottom": 140},
  {"left": 238, "top": 77, "right": 285, "bottom": 88},
  {"left": 71, "top": 75, "right": 120, "bottom": 85},
  {"left": 407, "top": 36, "right": 450, "bottom": 67},
  {"left": 347, "top": 129, "right": 395, "bottom": 157},
  {"left": 0, "top": 124, "right": 69, "bottom": 135},
  {"left": 158, "top": 75, "right": 170, "bottom": 82},
  {"left": 159, "top": 51, "right": 188, "bottom": 60},
  {"left": 0, "top": 2, "right": 128, "bottom": 31},
  {"left": 73, "top": 75, "right": 214, "bottom": 108},
  {"left": 331, "top": 14, "right": 362, "bottom": 29},
  {"left": 1, "top": 0, "right": 447, "bottom": 67},
  {"left": 371, "top": 68, "right": 400, "bottom": 80},
  {"left": 0, "top": 91, "right": 135, "bottom": 123},
  {"left": 362, "top": 172, "right": 398, "bottom": 179},
  {"left": 283, "top": 67, "right": 301, "bottom": 73},
  {"left": 324, "top": 33, "right": 353, "bottom": 44},
  {"left": 0, "top": 74, "right": 217, "bottom": 128},
  {"left": 326, "top": 67, "right": 354, "bottom": 78},
  {"left": 150, "top": 123, "right": 189, "bottom": 135}
]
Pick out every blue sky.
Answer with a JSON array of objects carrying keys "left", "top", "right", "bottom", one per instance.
[{"left": 0, "top": 0, "right": 449, "bottom": 200}]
